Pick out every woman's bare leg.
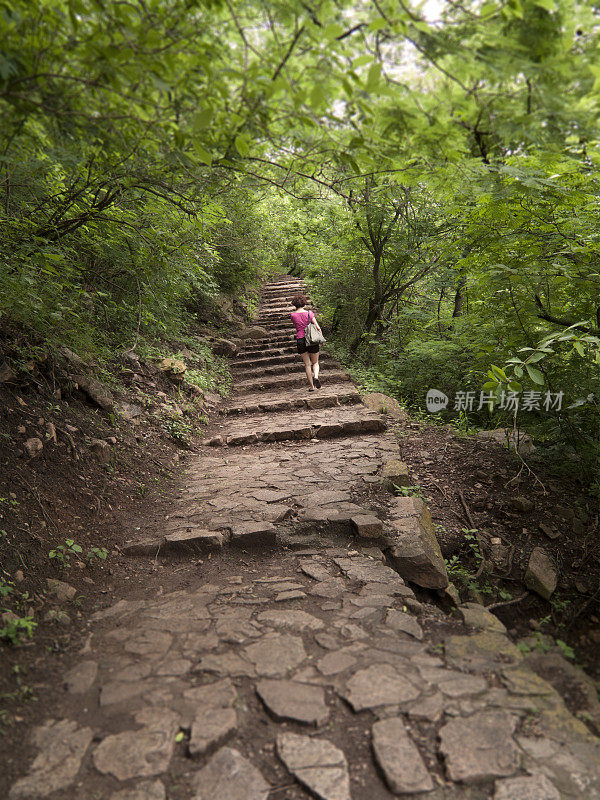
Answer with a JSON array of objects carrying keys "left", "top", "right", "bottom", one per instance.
[
  {"left": 310, "top": 352, "right": 320, "bottom": 380},
  {"left": 301, "top": 352, "right": 315, "bottom": 388}
]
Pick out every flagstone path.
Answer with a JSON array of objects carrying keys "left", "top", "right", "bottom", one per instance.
[{"left": 8, "top": 277, "right": 600, "bottom": 800}]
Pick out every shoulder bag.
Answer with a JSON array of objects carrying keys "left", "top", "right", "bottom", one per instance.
[{"left": 305, "top": 310, "right": 325, "bottom": 346}]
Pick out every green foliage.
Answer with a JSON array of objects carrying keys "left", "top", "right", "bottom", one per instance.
[
  {"left": 0, "top": 616, "right": 36, "bottom": 645},
  {"left": 48, "top": 539, "right": 82, "bottom": 566},
  {"left": 0, "top": 0, "right": 598, "bottom": 476},
  {"left": 86, "top": 547, "right": 108, "bottom": 565}
]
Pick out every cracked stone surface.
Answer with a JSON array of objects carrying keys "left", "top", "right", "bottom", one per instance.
[{"left": 277, "top": 732, "right": 351, "bottom": 800}]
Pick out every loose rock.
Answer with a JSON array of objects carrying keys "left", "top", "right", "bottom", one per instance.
[
  {"left": 387, "top": 497, "right": 449, "bottom": 589},
  {"left": 24, "top": 437, "right": 43, "bottom": 458},
  {"left": 525, "top": 547, "right": 557, "bottom": 600},
  {"left": 47, "top": 578, "right": 76, "bottom": 602}
]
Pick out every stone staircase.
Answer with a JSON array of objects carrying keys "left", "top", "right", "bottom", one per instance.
[
  {"left": 204, "top": 278, "right": 385, "bottom": 447},
  {"left": 9, "top": 276, "right": 600, "bottom": 800}
]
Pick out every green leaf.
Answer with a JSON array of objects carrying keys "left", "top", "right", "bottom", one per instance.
[
  {"left": 192, "top": 109, "right": 213, "bottom": 131},
  {"left": 525, "top": 365, "right": 544, "bottom": 385},
  {"left": 367, "top": 18, "right": 388, "bottom": 32},
  {"left": 194, "top": 143, "right": 212, "bottom": 165},
  {"left": 366, "top": 62, "right": 382, "bottom": 91},
  {"left": 234, "top": 134, "right": 249, "bottom": 157},
  {"left": 323, "top": 22, "right": 345, "bottom": 39},
  {"left": 533, "top": 0, "right": 557, "bottom": 10},
  {"left": 353, "top": 55, "right": 373, "bottom": 68},
  {"left": 309, "top": 84, "right": 327, "bottom": 109}
]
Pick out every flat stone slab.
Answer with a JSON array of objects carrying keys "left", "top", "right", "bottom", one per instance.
[
  {"left": 459, "top": 602, "right": 507, "bottom": 634},
  {"left": 340, "top": 664, "right": 421, "bottom": 711},
  {"left": 275, "top": 589, "right": 306, "bottom": 601},
  {"left": 9, "top": 719, "right": 93, "bottom": 800},
  {"left": 351, "top": 514, "right": 383, "bottom": 538},
  {"left": 230, "top": 522, "right": 276, "bottom": 547},
  {"left": 385, "top": 609, "right": 423, "bottom": 639},
  {"left": 418, "top": 666, "right": 488, "bottom": 698},
  {"left": 64, "top": 660, "right": 98, "bottom": 694},
  {"left": 256, "top": 679, "right": 329, "bottom": 725},
  {"left": 494, "top": 775, "right": 560, "bottom": 800},
  {"left": 93, "top": 708, "right": 179, "bottom": 781},
  {"left": 123, "top": 629, "right": 173, "bottom": 657},
  {"left": 317, "top": 650, "right": 357, "bottom": 676},
  {"left": 439, "top": 709, "right": 520, "bottom": 782},
  {"left": 164, "top": 529, "right": 224, "bottom": 551},
  {"left": 245, "top": 633, "right": 307, "bottom": 676},
  {"left": 197, "top": 651, "right": 256, "bottom": 678},
  {"left": 111, "top": 780, "right": 166, "bottom": 800},
  {"left": 372, "top": 717, "right": 434, "bottom": 794},
  {"left": 189, "top": 707, "right": 237, "bottom": 757},
  {"left": 257, "top": 610, "right": 324, "bottom": 631},
  {"left": 192, "top": 747, "right": 270, "bottom": 800},
  {"left": 309, "top": 579, "right": 348, "bottom": 599},
  {"left": 277, "top": 732, "right": 351, "bottom": 800}
]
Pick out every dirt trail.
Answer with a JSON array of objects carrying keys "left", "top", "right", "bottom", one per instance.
[{"left": 5, "top": 277, "right": 600, "bottom": 800}]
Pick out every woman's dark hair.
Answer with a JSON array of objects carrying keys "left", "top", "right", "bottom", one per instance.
[{"left": 291, "top": 294, "right": 307, "bottom": 308}]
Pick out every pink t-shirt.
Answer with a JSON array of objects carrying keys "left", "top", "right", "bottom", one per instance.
[{"left": 291, "top": 310, "right": 314, "bottom": 339}]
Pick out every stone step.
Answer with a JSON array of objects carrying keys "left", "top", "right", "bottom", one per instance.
[
  {"left": 220, "top": 384, "right": 361, "bottom": 415},
  {"left": 261, "top": 288, "right": 305, "bottom": 297},
  {"left": 237, "top": 341, "right": 298, "bottom": 356},
  {"left": 239, "top": 333, "right": 297, "bottom": 345},
  {"left": 237, "top": 344, "right": 298, "bottom": 359},
  {"left": 205, "top": 406, "right": 387, "bottom": 446},
  {"left": 232, "top": 360, "right": 339, "bottom": 379},
  {"left": 232, "top": 353, "right": 335, "bottom": 370},
  {"left": 259, "top": 303, "right": 310, "bottom": 311},
  {"left": 232, "top": 371, "right": 351, "bottom": 394},
  {"left": 238, "top": 334, "right": 296, "bottom": 358}
]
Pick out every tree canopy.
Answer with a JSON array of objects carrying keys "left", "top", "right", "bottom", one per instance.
[{"left": 1, "top": 0, "right": 599, "bottom": 475}]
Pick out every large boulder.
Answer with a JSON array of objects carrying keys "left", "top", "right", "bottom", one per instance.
[
  {"left": 524, "top": 547, "right": 557, "bottom": 600},
  {"left": 477, "top": 428, "right": 535, "bottom": 455},
  {"left": 72, "top": 375, "right": 114, "bottom": 410},
  {"left": 240, "top": 326, "right": 269, "bottom": 340},
  {"left": 381, "top": 459, "right": 411, "bottom": 490},
  {"left": 211, "top": 338, "right": 238, "bottom": 357},
  {"left": 159, "top": 357, "right": 186, "bottom": 383},
  {"left": 386, "top": 497, "right": 449, "bottom": 589},
  {"left": 362, "top": 393, "right": 408, "bottom": 421}
]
